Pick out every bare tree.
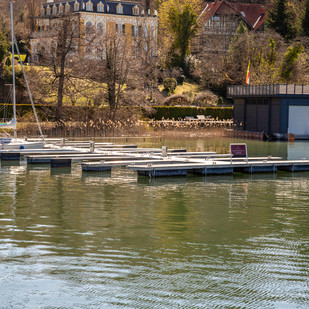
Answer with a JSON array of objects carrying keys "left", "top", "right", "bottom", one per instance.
[
  {"left": 35, "top": 13, "right": 81, "bottom": 121},
  {"left": 89, "top": 21, "right": 158, "bottom": 120}
]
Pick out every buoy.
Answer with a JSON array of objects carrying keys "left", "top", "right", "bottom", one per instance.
[{"left": 20, "top": 145, "right": 25, "bottom": 149}]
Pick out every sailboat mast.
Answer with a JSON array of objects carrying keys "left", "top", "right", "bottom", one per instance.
[{"left": 10, "top": 2, "right": 17, "bottom": 138}]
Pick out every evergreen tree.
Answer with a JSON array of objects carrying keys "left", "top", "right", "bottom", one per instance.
[
  {"left": 231, "top": 21, "right": 248, "bottom": 44},
  {"left": 266, "top": 0, "right": 298, "bottom": 41},
  {"left": 302, "top": 0, "right": 309, "bottom": 36},
  {"left": 225, "top": 21, "right": 250, "bottom": 84},
  {"left": 280, "top": 42, "right": 304, "bottom": 81},
  {"left": 167, "top": 4, "right": 198, "bottom": 76},
  {"left": 267, "top": 38, "right": 277, "bottom": 66}
]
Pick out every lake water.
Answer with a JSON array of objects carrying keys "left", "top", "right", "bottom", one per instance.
[{"left": 1, "top": 137, "right": 309, "bottom": 308}]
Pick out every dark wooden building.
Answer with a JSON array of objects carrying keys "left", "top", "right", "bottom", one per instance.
[{"left": 227, "top": 85, "right": 309, "bottom": 140}]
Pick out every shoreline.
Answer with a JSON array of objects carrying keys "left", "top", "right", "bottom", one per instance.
[{"left": 13, "top": 120, "right": 233, "bottom": 138}]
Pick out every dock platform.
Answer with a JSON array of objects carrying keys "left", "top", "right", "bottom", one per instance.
[
  {"left": 1, "top": 140, "right": 309, "bottom": 178},
  {"left": 127, "top": 160, "right": 309, "bottom": 177}
]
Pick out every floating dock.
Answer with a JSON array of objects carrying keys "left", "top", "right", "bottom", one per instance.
[
  {"left": 1, "top": 139, "right": 309, "bottom": 178},
  {"left": 127, "top": 160, "right": 309, "bottom": 177}
]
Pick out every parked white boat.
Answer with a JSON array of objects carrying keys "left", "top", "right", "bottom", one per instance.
[{"left": 0, "top": 137, "right": 45, "bottom": 150}]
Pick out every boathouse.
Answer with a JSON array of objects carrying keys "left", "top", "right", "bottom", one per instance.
[{"left": 227, "top": 84, "right": 309, "bottom": 140}]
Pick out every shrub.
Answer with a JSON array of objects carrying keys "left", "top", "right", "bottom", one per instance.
[
  {"left": 163, "top": 78, "right": 177, "bottom": 95},
  {"left": 193, "top": 91, "right": 218, "bottom": 107},
  {"left": 163, "top": 94, "right": 191, "bottom": 106}
]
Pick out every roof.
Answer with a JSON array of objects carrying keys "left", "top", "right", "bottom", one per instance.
[
  {"left": 198, "top": 0, "right": 269, "bottom": 31},
  {"left": 42, "top": 0, "right": 157, "bottom": 17}
]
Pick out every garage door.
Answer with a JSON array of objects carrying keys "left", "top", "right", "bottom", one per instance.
[{"left": 288, "top": 106, "right": 309, "bottom": 136}]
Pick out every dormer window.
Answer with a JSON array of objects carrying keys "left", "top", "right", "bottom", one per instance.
[
  {"left": 65, "top": 2, "right": 71, "bottom": 13},
  {"left": 97, "top": 2, "right": 104, "bottom": 13},
  {"left": 116, "top": 4, "right": 123, "bottom": 14},
  {"left": 59, "top": 4, "right": 64, "bottom": 14},
  {"left": 46, "top": 6, "right": 51, "bottom": 15},
  {"left": 53, "top": 5, "right": 57, "bottom": 15},
  {"left": 86, "top": 1, "right": 93, "bottom": 12},
  {"left": 41, "top": 7, "right": 45, "bottom": 16},
  {"left": 132, "top": 5, "right": 139, "bottom": 16},
  {"left": 74, "top": 1, "right": 80, "bottom": 11}
]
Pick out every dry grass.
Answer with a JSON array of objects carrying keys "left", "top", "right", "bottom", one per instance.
[{"left": 15, "top": 119, "right": 233, "bottom": 138}]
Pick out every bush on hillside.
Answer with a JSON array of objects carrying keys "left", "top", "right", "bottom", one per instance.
[
  {"left": 163, "top": 78, "right": 177, "bottom": 95},
  {"left": 163, "top": 94, "right": 191, "bottom": 106}
]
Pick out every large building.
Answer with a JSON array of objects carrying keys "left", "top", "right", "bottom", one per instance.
[
  {"left": 30, "top": 0, "right": 158, "bottom": 62},
  {"left": 192, "top": 0, "right": 269, "bottom": 56}
]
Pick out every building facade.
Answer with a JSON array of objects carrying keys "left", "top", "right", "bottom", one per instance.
[
  {"left": 192, "top": 0, "right": 269, "bottom": 56},
  {"left": 30, "top": 0, "right": 158, "bottom": 62}
]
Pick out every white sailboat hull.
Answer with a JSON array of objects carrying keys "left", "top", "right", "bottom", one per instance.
[{"left": 0, "top": 138, "right": 45, "bottom": 150}]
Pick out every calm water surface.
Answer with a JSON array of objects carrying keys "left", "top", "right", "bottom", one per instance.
[{"left": 0, "top": 137, "right": 309, "bottom": 308}]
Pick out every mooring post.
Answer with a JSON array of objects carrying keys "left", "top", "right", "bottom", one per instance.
[
  {"left": 162, "top": 146, "right": 168, "bottom": 157},
  {"left": 90, "top": 141, "right": 95, "bottom": 153},
  {"left": 60, "top": 138, "right": 65, "bottom": 147}
]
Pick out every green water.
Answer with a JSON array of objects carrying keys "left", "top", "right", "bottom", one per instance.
[{"left": 1, "top": 137, "right": 309, "bottom": 308}]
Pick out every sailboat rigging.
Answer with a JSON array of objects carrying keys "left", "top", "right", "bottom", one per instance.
[{"left": 0, "top": 2, "right": 44, "bottom": 149}]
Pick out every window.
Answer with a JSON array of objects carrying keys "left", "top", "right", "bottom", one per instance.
[
  {"left": 132, "top": 25, "right": 138, "bottom": 37},
  {"left": 150, "top": 25, "right": 155, "bottom": 38},
  {"left": 41, "top": 7, "right": 45, "bottom": 16},
  {"left": 98, "top": 4, "right": 104, "bottom": 13},
  {"left": 53, "top": 5, "right": 57, "bottom": 15},
  {"left": 144, "top": 25, "right": 148, "bottom": 37},
  {"left": 65, "top": 3, "right": 71, "bottom": 13},
  {"left": 213, "top": 15, "right": 221, "bottom": 28},
  {"left": 97, "top": 22, "right": 104, "bottom": 34},
  {"left": 116, "top": 4, "right": 123, "bottom": 14},
  {"left": 132, "top": 6, "right": 139, "bottom": 15},
  {"left": 59, "top": 5, "right": 63, "bottom": 14},
  {"left": 86, "top": 1, "right": 93, "bottom": 12},
  {"left": 46, "top": 6, "right": 51, "bottom": 15},
  {"left": 86, "top": 22, "right": 93, "bottom": 34},
  {"left": 74, "top": 1, "right": 79, "bottom": 11},
  {"left": 122, "top": 24, "right": 125, "bottom": 34}
]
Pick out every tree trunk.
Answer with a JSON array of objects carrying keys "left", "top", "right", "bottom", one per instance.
[
  {"left": 56, "top": 57, "right": 65, "bottom": 122},
  {"left": 108, "top": 81, "right": 116, "bottom": 120},
  {"left": 56, "top": 21, "right": 69, "bottom": 122}
]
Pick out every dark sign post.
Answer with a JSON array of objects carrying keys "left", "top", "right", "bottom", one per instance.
[{"left": 230, "top": 143, "right": 248, "bottom": 161}]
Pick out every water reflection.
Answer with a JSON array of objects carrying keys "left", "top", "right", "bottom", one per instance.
[{"left": 1, "top": 138, "right": 309, "bottom": 308}]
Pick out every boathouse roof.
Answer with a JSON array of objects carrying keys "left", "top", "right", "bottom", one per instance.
[{"left": 227, "top": 85, "right": 309, "bottom": 98}]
